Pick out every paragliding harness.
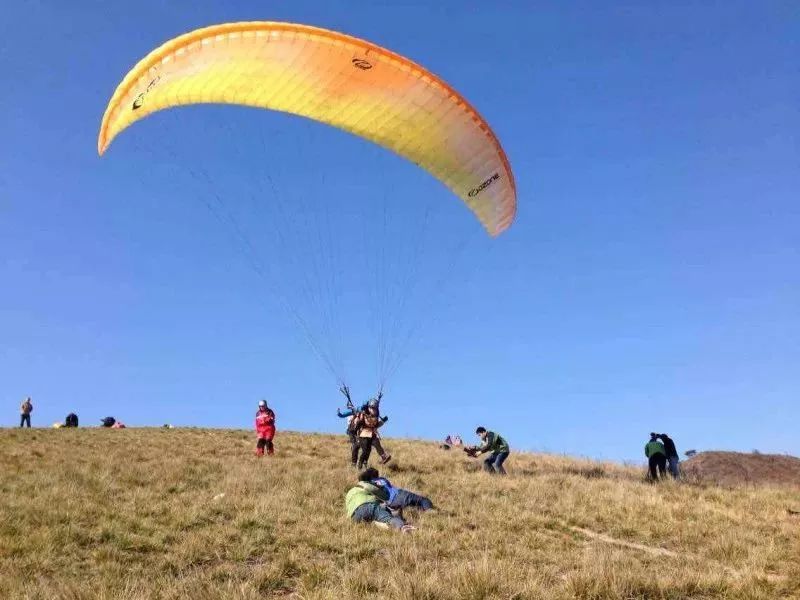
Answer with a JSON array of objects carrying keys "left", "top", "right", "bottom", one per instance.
[
  {"left": 340, "top": 386, "right": 360, "bottom": 436},
  {"left": 101, "top": 416, "right": 116, "bottom": 428},
  {"left": 65, "top": 413, "right": 78, "bottom": 428},
  {"left": 346, "top": 413, "right": 360, "bottom": 436},
  {"left": 341, "top": 386, "right": 384, "bottom": 436}
]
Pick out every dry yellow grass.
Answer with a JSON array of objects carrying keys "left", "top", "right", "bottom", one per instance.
[{"left": 1, "top": 428, "right": 798, "bottom": 599}]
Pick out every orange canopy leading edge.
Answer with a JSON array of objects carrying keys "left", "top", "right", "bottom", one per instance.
[{"left": 98, "top": 21, "right": 516, "bottom": 235}]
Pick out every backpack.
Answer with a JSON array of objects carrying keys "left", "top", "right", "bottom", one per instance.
[{"left": 346, "top": 413, "right": 358, "bottom": 435}]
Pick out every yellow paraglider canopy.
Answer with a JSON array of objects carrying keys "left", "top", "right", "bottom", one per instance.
[{"left": 98, "top": 21, "right": 516, "bottom": 236}]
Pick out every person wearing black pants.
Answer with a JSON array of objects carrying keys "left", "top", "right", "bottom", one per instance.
[
  {"left": 649, "top": 452, "right": 667, "bottom": 480},
  {"left": 645, "top": 433, "right": 667, "bottom": 481},
  {"left": 659, "top": 433, "right": 680, "bottom": 479},
  {"left": 349, "top": 428, "right": 360, "bottom": 466},
  {"left": 349, "top": 426, "right": 390, "bottom": 467},
  {"left": 357, "top": 436, "right": 374, "bottom": 469},
  {"left": 352, "top": 405, "right": 386, "bottom": 469},
  {"left": 256, "top": 437, "right": 274, "bottom": 455},
  {"left": 339, "top": 401, "right": 391, "bottom": 466}
]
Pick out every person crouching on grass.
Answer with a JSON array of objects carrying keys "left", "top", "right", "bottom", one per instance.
[
  {"left": 470, "top": 426, "right": 510, "bottom": 475},
  {"left": 255, "top": 400, "right": 276, "bottom": 457},
  {"left": 345, "top": 469, "right": 417, "bottom": 533}
]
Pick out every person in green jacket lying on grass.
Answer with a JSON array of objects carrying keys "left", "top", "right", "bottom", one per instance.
[{"left": 345, "top": 470, "right": 416, "bottom": 533}]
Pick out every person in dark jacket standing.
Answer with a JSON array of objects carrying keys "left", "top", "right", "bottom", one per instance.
[
  {"left": 19, "top": 397, "right": 33, "bottom": 428},
  {"left": 644, "top": 432, "right": 667, "bottom": 481},
  {"left": 659, "top": 433, "right": 680, "bottom": 479}
]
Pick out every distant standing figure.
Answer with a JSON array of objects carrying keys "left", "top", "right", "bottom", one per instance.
[
  {"left": 659, "top": 433, "right": 680, "bottom": 479},
  {"left": 473, "top": 427, "right": 510, "bottom": 475},
  {"left": 645, "top": 432, "right": 667, "bottom": 481},
  {"left": 444, "top": 434, "right": 463, "bottom": 448},
  {"left": 255, "top": 400, "right": 276, "bottom": 457},
  {"left": 19, "top": 397, "right": 33, "bottom": 428}
]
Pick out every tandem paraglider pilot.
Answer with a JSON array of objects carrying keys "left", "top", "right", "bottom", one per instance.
[{"left": 97, "top": 21, "right": 518, "bottom": 409}]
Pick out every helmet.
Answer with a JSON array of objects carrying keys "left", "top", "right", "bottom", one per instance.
[
  {"left": 258, "top": 400, "right": 267, "bottom": 408},
  {"left": 367, "top": 398, "right": 379, "bottom": 408}
]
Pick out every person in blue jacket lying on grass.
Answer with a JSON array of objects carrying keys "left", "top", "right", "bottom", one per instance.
[{"left": 360, "top": 467, "right": 433, "bottom": 513}]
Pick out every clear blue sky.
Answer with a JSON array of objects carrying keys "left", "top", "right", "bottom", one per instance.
[{"left": 1, "top": 1, "right": 797, "bottom": 461}]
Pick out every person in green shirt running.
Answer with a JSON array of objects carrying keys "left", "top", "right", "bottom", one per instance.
[
  {"left": 470, "top": 426, "right": 510, "bottom": 475},
  {"left": 644, "top": 432, "right": 667, "bottom": 481}
]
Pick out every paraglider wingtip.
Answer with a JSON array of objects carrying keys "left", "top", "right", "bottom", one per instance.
[{"left": 97, "top": 117, "right": 113, "bottom": 155}]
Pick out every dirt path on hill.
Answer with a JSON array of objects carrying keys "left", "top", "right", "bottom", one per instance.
[{"left": 568, "top": 525, "right": 788, "bottom": 584}]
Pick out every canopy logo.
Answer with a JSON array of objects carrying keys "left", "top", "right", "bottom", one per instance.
[
  {"left": 468, "top": 172, "right": 500, "bottom": 197},
  {"left": 351, "top": 58, "right": 373, "bottom": 70},
  {"left": 131, "top": 76, "right": 161, "bottom": 111}
]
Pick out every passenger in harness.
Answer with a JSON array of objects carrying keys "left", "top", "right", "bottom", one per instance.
[{"left": 336, "top": 386, "right": 391, "bottom": 466}]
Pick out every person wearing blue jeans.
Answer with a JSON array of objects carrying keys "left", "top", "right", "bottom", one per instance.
[
  {"left": 19, "top": 397, "right": 33, "bottom": 428},
  {"left": 484, "top": 451, "right": 509, "bottom": 474},
  {"left": 351, "top": 500, "right": 405, "bottom": 529},
  {"left": 392, "top": 488, "right": 433, "bottom": 511},
  {"left": 473, "top": 427, "right": 510, "bottom": 475},
  {"left": 658, "top": 433, "right": 680, "bottom": 479}
]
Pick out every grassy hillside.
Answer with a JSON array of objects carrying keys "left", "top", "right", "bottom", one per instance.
[{"left": 1, "top": 428, "right": 798, "bottom": 599}]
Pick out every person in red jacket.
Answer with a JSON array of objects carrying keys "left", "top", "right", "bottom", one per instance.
[{"left": 255, "top": 400, "right": 276, "bottom": 456}]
